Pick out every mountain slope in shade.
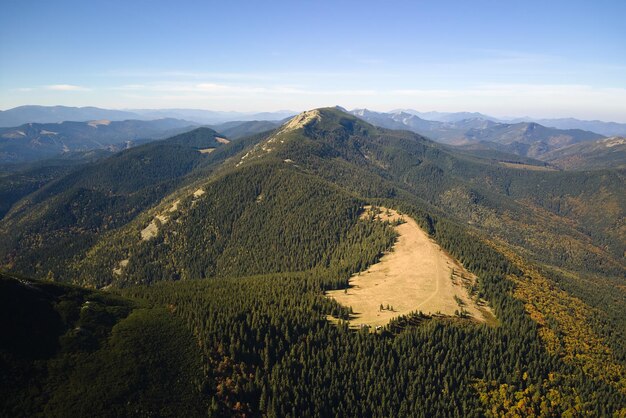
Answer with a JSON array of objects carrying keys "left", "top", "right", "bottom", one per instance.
[
  {"left": 0, "top": 162, "right": 87, "bottom": 220},
  {"left": 0, "top": 118, "right": 197, "bottom": 163},
  {"left": 542, "top": 136, "right": 626, "bottom": 170},
  {"left": 0, "top": 273, "right": 205, "bottom": 417}
]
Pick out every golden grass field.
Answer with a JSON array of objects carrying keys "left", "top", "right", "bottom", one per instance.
[
  {"left": 327, "top": 206, "right": 493, "bottom": 328},
  {"left": 499, "top": 162, "right": 556, "bottom": 171}
]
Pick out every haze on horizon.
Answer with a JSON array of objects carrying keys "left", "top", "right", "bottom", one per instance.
[{"left": 1, "top": 0, "right": 625, "bottom": 122}]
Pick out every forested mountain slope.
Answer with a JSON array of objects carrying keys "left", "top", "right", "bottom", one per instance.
[
  {"left": 231, "top": 108, "right": 624, "bottom": 276},
  {"left": 0, "top": 162, "right": 83, "bottom": 220},
  {"left": 542, "top": 136, "right": 626, "bottom": 170},
  {"left": 1, "top": 108, "right": 625, "bottom": 416},
  {"left": 76, "top": 163, "right": 371, "bottom": 287},
  {"left": 0, "top": 127, "right": 236, "bottom": 279}
]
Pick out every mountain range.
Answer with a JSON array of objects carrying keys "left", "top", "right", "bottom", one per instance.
[
  {"left": 3, "top": 105, "right": 624, "bottom": 171},
  {"left": 349, "top": 108, "right": 624, "bottom": 167},
  {"left": 389, "top": 108, "right": 626, "bottom": 136},
  {"left": 390, "top": 109, "right": 500, "bottom": 122},
  {"left": 3, "top": 105, "right": 625, "bottom": 137},
  {"left": 509, "top": 117, "right": 626, "bottom": 137},
  {"left": 0, "top": 106, "right": 139, "bottom": 126},
  {"left": 1, "top": 107, "right": 625, "bottom": 416},
  {"left": 2, "top": 108, "right": 623, "bottom": 283},
  {"left": 0, "top": 105, "right": 296, "bottom": 127},
  {"left": 0, "top": 118, "right": 198, "bottom": 165}
]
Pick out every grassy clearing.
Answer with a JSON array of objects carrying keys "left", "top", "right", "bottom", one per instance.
[
  {"left": 499, "top": 162, "right": 556, "bottom": 171},
  {"left": 327, "top": 206, "right": 493, "bottom": 327}
]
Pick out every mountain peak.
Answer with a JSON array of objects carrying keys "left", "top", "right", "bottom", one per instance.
[
  {"left": 277, "top": 107, "right": 366, "bottom": 133},
  {"left": 232, "top": 107, "right": 379, "bottom": 169},
  {"left": 280, "top": 109, "right": 321, "bottom": 133}
]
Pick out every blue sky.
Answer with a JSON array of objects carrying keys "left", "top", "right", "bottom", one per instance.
[{"left": 1, "top": 0, "right": 625, "bottom": 121}]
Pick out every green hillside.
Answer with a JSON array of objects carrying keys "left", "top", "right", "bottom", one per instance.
[{"left": 76, "top": 163, "right": 376, "bottom": 287}]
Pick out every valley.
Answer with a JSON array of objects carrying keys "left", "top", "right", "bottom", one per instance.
[{"left": 327, "top": 206, "right": 492, "bottom": 327}]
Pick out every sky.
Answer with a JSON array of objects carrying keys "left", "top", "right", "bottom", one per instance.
[{"left": 1, "top": 0, "right": 625, "bottom": 121}]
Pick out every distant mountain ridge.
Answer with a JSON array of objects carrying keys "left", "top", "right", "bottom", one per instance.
[
  {"left": 0, "top": 106, "right": 139, "bottom": 127},
  {"left": 0, "top": 105, "right": 296, "bottom": 127},
  {"left": 3, "top": 105, "right": 623, "bottom": 169},
  {"left": 0, "top": 118, "right": 197, "bottom": 164},
  {"left": 387, "top": 108, "right": 626, "bottom": 136},
  {"left": 130, "top": 108, "right": 296, "bottom": 124},
  {"left": 350, "top": 108, "right": 606, "bottom": 162},
  {"left": 509, "top": 117, "right": 626, "bottom": 137},
  {"left": 4, "top": 105, "right": 623, "bottom": 136},
  {"left": 390, "top": 109, "right": 500, "bottom": 122},
  {"left": 208, "top": 120, "right": 283, "bottom": 139}
]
